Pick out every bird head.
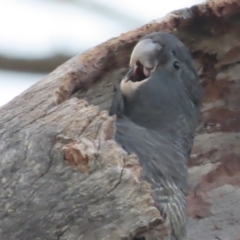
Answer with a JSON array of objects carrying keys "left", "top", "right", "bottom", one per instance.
[{"left": 119, "top": 32, "right": 203, "bottom": 135}]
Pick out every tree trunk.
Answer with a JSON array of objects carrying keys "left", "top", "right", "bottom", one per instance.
[{"left": 1, "top": 1, "right": 240, "bottom": 239}]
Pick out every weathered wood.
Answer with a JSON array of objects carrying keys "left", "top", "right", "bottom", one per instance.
[{"left": 1, "top": 0, "right": 240, "bottom": 239}]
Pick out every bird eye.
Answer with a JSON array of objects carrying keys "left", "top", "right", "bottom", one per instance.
[{"left": 173, "top": 61, "right": 180, "bottom": 70}]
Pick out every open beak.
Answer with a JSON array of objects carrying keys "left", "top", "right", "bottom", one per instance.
[
  {"left": 120, "top": 38, "right": 162, "bottom": 96},
  {"left": 127, "top": 38, "right": 162, "bottom": 82}
]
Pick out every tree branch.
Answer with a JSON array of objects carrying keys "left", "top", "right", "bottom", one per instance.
[{"left": 0, "top": 53, "right": 74, "bottom": 73}]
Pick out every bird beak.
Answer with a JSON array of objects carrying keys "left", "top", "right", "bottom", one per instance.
[
  {"left": 120, "top": 38, "right": 162, "bottom": 97},
  {"left": 130, "top": 38, "right": 162, "bottom": 81},
  {"left": 130, "top": 38, "right": 162, "bottom": 69},
  {"left": 120, "top": 76, "right": 149, "bottom": 97}
]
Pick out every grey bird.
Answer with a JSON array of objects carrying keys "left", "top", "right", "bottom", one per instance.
[{"left": 109, "top": 32, "right": 203, "bottom": 240}]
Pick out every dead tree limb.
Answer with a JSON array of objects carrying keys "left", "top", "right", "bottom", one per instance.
[
  {"left": 1, "top": 0, "right": 240, "bottom": 239},
  {"left": 0, "top": 53, "right": 74, "bottom": 73}
]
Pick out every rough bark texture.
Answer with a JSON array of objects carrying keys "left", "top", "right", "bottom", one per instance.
[{"left": 1, "top": 0, "right": 240, "bottom": 239}]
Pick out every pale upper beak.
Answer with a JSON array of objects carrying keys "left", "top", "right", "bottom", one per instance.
[
  {"left": 129, "top": 38, "right": 162, "bottom": 69},
  {"left": 120, "top": 38, "right": 162, "bottom": 97}
]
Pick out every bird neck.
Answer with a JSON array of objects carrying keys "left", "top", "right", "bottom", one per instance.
[{"left": 123, "top": 99, "right": 200, "bottom": 157}]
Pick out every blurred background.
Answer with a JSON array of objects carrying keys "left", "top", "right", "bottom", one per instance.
[{"left": 0, "top": 0, "right": 204, "bottom": 107}]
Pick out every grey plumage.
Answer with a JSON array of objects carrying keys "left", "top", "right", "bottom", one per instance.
[{"left": 110, "top": 32, "right": 203, "bottom": 240}]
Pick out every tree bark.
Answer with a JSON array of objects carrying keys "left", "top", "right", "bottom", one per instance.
[{"left": 1, "top": 0, "right": 240, "bottom": 239}]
